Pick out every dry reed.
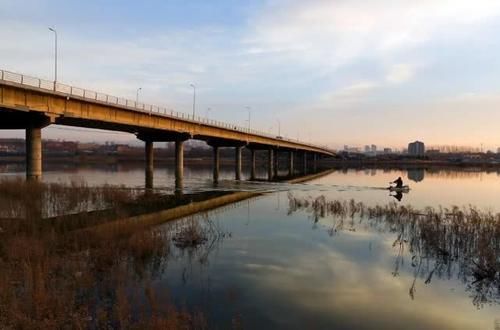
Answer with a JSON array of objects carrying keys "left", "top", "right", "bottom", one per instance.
[
  {"left": 288, "top": 193, "right": 500, "bottom": 307},
  {"left": 0, "top": 179, "right": 230, "bottom": 329}
]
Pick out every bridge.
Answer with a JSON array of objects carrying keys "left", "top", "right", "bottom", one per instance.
[{"left": 0, "top": 69, "right": 334, "bottom": 187}]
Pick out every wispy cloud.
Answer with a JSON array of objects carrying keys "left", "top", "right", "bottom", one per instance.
[
  {"left": 247, "top": 0, "right": 500, "bottom": 66},
  {"left": 385, "top": 64, "right": 417, "bottom": 84},
  {"left": 1, "top": 1, "right": 500, "bottom": 148},
  {"left": 322, "top": 81, "right": 380, "bottom": 106}
]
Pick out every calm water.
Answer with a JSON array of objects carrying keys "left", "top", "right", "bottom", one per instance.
[{"left": 2, "top": 164, "right": 500, "bottom": 329}]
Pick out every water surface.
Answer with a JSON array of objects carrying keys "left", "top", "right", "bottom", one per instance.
[{"left": 1, "top": 164, "right": 499, "bottom": 329}]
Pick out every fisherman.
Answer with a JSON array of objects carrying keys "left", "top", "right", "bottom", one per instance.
[{"left": 391, "top": 176, "right": 403, "bottom": 188}]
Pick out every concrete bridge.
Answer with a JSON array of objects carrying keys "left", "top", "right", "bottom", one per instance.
[{"left": 0, "top": 69, "right": 334, "bottom": 187}]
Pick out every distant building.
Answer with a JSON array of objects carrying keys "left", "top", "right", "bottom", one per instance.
[
  {"left": 345, "top": 147, "right": 360, "bottom": 153},
  {"left": 426, "top": 149, "right": 440, "bottom": 155},
  {"left": 364, "top": 145, "right": 370, "bottom": 153},
  {"left": 408, "top": 141, "right": 425, "bottom": 156},
  {"left": 0, "top": 138, "right": 25, "bottom": 153},
  {"left": 383, "top": 148, "right": 392, "bottom": 154},
  {"left": 371, "top": 144, "right": 377, "bottom": 153},
  {"left": 43, "top": 140, "right": 78, "bottom": 155}
]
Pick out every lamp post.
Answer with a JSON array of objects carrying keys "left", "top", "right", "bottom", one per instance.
[
  {"left": 190, "top": 84, "right": 196, "bottom": 119},
  {"left": 136, "top": 87, "right": 142, "bottom": 104},
  {"left": 276, "top": 118, "right": 281, "bottom": 137},
  {"left": 206, "top": 107, "right": 211, "bottom": 119},
  {"left": 48, "top": 27, "right": 58, "bottom": 88},
  {"left": 245, "top": 106, "right": 251, "bottom": 132}
]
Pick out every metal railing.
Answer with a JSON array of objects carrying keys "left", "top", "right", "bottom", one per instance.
[{"left": 0, "top": 69, "right": 332, "bottom": 153}]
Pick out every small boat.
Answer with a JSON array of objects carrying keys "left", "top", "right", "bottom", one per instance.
[{"left": 388, "top": 185, "right": 410, "bottom": 192}]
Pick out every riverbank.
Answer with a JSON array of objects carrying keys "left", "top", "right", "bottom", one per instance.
[{"left": 323, "top": 158, "right": 500, "bottom": 168}]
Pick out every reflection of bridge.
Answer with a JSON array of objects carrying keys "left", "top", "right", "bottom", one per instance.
[
  {"left": 0, "top": 69, "right": 334, "bottom": 186},
  {"left": 61, "top": 170, "right": 335, "bottom": 235}
]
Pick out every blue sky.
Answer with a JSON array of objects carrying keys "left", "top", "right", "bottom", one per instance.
[{"left": 1, "top": 0, "right": 500, "bottom": 150}]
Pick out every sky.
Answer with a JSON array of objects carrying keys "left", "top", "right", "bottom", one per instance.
[{"left": 1, "top": 0, "right": 500, "bottom": 150}]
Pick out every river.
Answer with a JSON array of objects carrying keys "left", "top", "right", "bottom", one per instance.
[{"left": 0, "top": 163, "right": 499, "bottom": 329}]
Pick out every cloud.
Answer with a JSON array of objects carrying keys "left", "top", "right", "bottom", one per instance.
[
  {"left": 322, "top": 81, "right": 379, "bottom": 106},
  {"left": 247, "top": 0, "right": 500, "bottom": 67},
  {"left": 386, "top": 64, "right": 416, "bottom": 84},
  {"left": 1, "top": 1, "right": 500, "bottom": 147}
]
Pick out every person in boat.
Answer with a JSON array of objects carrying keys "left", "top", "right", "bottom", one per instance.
[{"left": 391, "top": 176, "right": 403, "bottom": 188}]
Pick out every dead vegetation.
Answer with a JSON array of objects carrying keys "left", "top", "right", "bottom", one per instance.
[
  {"left": 288, "top": 193, "right": 500, "bottom": 307},
  {"left": 0, "top": 179, "right": 231, "bottom": 329},
  {"left": 173, "top": 219, "right": 208, "bottom": 248}
]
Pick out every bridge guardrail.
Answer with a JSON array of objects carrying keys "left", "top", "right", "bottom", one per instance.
[{"left": 0, "top": 69, "right": 332, "bottom": 153}]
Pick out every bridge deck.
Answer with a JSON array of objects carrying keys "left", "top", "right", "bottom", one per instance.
[{"left": 0, "top": 69, "right": 334, "bottom": 155}]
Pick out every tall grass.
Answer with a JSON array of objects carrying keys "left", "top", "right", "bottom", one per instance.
[
  {"left": 0, "top": 179, "right": 229, "bottom": 329},
  {"left": 288, "top": 193, "right": 500, "bottom": 307}
]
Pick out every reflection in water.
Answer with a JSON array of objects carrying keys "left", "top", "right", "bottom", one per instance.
[
  {"left": 407, "top": 169, "right": 425, "bottom": 182},
  {"left": 287, "top": 194, "right": 500, "bottom": 308},
  {"left": 390, "top": 190, "right": 404, "bottom": 202},
  {"left": 0, "top": 179, "right": 238, "bottom": 328},
  {"left": 1, "top": 166, "right": 500, "bottom": 328}
]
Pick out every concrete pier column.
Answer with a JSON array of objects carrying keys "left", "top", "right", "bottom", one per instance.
[
  {"left": 303, "top": 152, "right": 308, "bottom": 174},
  {"left": 289, "top": 151, "right": 294, "bottom": 176},
  {"left": 235, "top": 146, "right": 242, "bottom": 180},
  {"left": 26, "top": 126, "right": 42, "bottom": 181},
  {"left": 250, "top": 149, "right": 256, "bottom": 180},
  {"left": 145, "top": 141, "right": 154, "bottom": 189},
  {"left": 145, "top": 167, "right": 154, "bottom": 190},
  {"left": 274, "top": 150, "right": 279, "bottom": 178},
  {"left": 175, "top": 140, "right": 184, "bottom": 191},
  {"left": 313, "top": 153, "right": 318, "bottom": 172},
  {"left": 268, "top": 149, "right": 274, "bottom": 181},
  {"left": 213, "top": 146, "right": 220, "bottom": 183}
]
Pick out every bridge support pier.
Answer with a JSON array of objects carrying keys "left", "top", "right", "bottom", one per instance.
[
  {"left": 303, "top": 152, "right": 308, "bottom": 174},
  {"left": 268, "top": 149, "right": 274, "bottom": 181},
  {"left": 145, "top": 141, "right": 154, "bottom": 189},
  {"left": 274, "top": 150, "right": 279, "bottom": 178},
  {"left": 313, "top": 153, "right": 318, "bottom": 172},
  {"left": 175, "top": 140, "right": 184, "bottom": 191},
  {"left": 289, "top": 151, "right": 294, "bottom": 176},
  {"left": 235, "top": 146, "right": 242, "bottom": 180},
  {"left": 250, "top": 149, "right": 256, "bottom": 180},
  {"left": 26, "top": 126, "right": 42, "bottom": 181},
  {"left": 212, "top": 146, "right": 220, "bottom": 183}
]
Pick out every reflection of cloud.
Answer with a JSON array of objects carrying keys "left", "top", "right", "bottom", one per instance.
[{"left": 239, "top": 238, "right": 493, "bottom": 329}]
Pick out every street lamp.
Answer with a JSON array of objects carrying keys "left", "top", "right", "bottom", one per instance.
[
  {"left": 245, "top": 106, "right": 251, "bottom": 132},
  {"left": 275, "top": 118, "right": 281, "bottom": 137},
  {"left": 190, "top": 84, "right": 196, "bottom": 118},
  {"left": 136, "top": 87, "right": 142, "bottom": 104},
  {"left": 48, "top": 27, "right": 58, "bottom": 88}
]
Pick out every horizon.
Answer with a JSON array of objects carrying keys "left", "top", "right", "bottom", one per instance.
[
  {"left": 0, "top": 136, "right": 495, "bottom": 153},
  {"left": 1, "top": 0, "right": 500, "bottom": 149}
]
